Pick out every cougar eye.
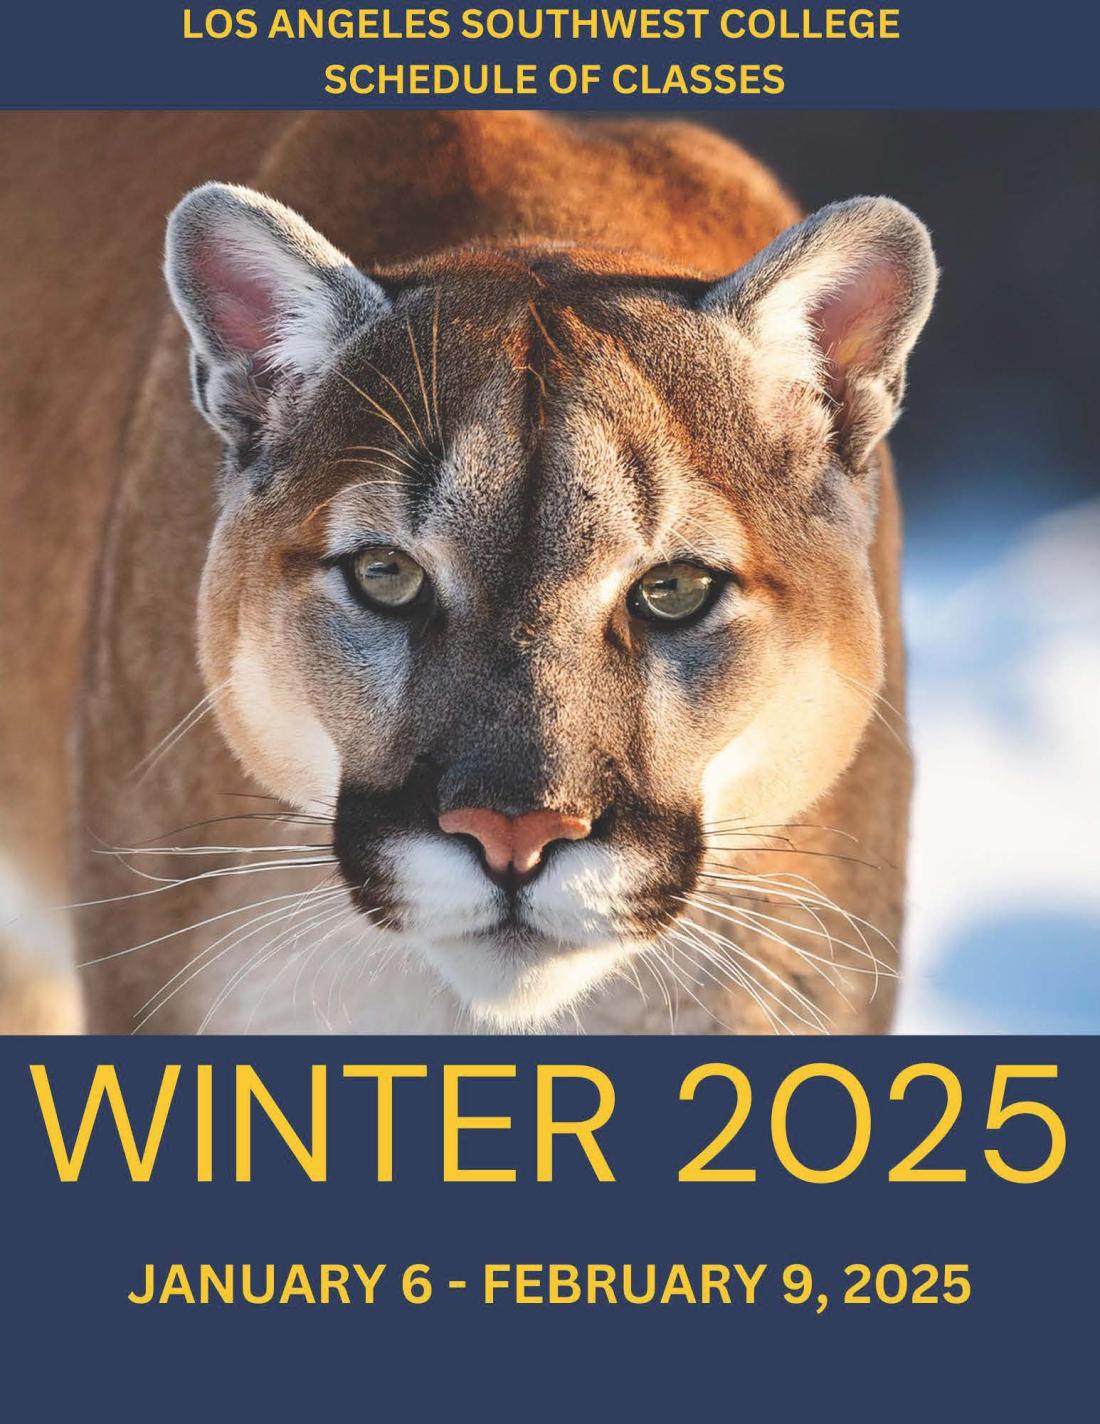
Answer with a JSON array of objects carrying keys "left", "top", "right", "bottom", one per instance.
[
  {"left": 628, "top": 562, "right": 721, "bottom": 624},
  {"left": 347, "top": 546, "right": 428, "bottom": 612}
]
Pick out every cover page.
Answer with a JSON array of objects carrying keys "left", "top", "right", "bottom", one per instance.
[{"left": 0, "top": 4, "right": 1096, "bottom": 1415}]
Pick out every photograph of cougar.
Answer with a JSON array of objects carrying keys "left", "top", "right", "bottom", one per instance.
[{"left": 2, "top": 110, "right": 939, "bottom": 1035}]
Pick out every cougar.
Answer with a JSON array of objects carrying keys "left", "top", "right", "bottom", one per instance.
[{"left": 0, "top": 111, "right": 935, "bottom": 1034}]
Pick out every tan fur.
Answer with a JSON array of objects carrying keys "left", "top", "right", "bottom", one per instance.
[{"left": 0, "top": 112, "right": 912, "bottom": 1034}]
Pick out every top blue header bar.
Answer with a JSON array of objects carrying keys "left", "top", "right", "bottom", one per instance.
[{"left": 2, "top": 3, "right": 1098, "bottom": 109}]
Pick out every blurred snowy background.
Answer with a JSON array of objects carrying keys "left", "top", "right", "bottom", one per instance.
[{"left": 710, "top": 113, "right": 1100, "bottom": 1031}]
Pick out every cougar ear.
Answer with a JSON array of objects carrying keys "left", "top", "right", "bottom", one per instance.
[
  {"left": 702, "top": 196, "right": 937, "bottom": 466},
  {"left": 165, "top": 182, "right": 388, "bottom": 449}
]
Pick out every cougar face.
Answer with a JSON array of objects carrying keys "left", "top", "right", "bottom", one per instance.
[{"left": 167, "top": 184, "right": 935, "bottom": 1026}]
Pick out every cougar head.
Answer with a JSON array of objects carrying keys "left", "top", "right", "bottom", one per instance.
[{"left": 165, "top": 180, "right": 936, "bottom": 1026}]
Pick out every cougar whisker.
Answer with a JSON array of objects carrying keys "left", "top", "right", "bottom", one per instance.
[
  {"left": 140, "top": 811, "right": 334, "bottom": 843},
  {"left": 671, "top": 915, "right": 832, "bottom": 1032},
  {"left": 335, "top": 368, "right": 420, "bottom": 452},
  {"left": 134, "top": 890, "right": 338, "bottom": 1021},
  {"left": 77, "top": 882, "right": 343, "bottom": 969},
  {"left": 356, "top": 355, "right": 428, "bottom": 450},
  {"left": 836, "top": 670, "right": 910, "bottom": 749},
  {"left": 735, "top": 868, "right": 897, "bottom": 955},
  {"left": 638, "top": 951, "right": 676, "bottom": 1034},
  {"left": 695, "top": 891, "right": 893, "bottom": 991},
  {"left": 341, "top": 443, "right": 419, "bottom": 471},
  {"left": 130, "top": 677, "right": 231, "bottom": 783},
  {"left": 696, "top": 871, "right": 840, "bottom": 957},
  {"left": 197, "top": 895, "right": 357, "bottom": 1035},
  {"left": 430, "top": 288, "right": 443, "bottom": 449},
  {"left": 136, "top": 887, "right": 347, "bottom": 1031},
  {"left": 95, "top": 843, "right": 332, "bottom": 858},
  {"left": 702, "top": 836, "right": 883, "bottom": 871},
  {"left": 701, "top": 819, "right": 861, "bottom": 844},
  {"left": 652, "top": 931, "right": 758, "bottom": 1036},
  {"left": 406, "top": 316, "right": 437, "bottom": 452},
  {"left": 292, "top": 904, "right": 366, "bottom": 1026},
  {"left": 696, "top": 867, "right": 895, "bottom": 976},
  {"left": 102, "top": 854, "right": 337, "bottom": 887},
  {"left": 243, "top": 904, "right": 383, "bottom": 1033}
]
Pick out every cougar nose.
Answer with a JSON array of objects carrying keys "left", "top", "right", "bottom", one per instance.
[{"left": 438, "top": 807, "right": 592, "bottom": 885}]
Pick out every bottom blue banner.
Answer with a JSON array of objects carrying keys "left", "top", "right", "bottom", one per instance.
[{"left": 1, "top": 1036, "right": 1093, "bottom": 1416}]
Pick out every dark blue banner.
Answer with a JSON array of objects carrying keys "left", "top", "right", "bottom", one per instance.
[
  {"left": 2, "top": 1035, "right": 1094, "bottom": 1414},
  {"left": 1, "top": 2, "right": 1098, "bottom": 109}
]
